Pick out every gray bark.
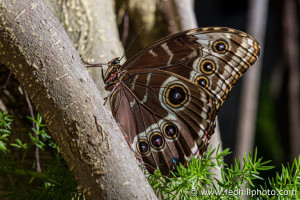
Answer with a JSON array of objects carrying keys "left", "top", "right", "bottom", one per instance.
[{"left": 0, "top": 0, "right": 157, "bottom": 199}]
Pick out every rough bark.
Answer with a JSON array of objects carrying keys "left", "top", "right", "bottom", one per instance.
[
  {"left": 0, "top": 0, "right": 157, "bottom": 199},
  {"left": 46, "top": 0, "right": 124, "bottom": 98}
]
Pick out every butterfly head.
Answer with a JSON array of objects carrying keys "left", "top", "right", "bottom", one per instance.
[
  {"left": 104, "top": 57, "right": 122, "bottom": 91},
  {"left": 110, "top": 57, "right": 120, "bottom": 65}
]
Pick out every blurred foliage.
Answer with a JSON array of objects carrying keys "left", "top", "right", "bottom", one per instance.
[
  {"left": 256, "top": 82, "right": 286, "bottom": 186},
  {"left": 256, "top": 83, "right": 284, "bottom": 164},
  {"left": 1, "top": 110, "right": 299, "bottom": 199},
  {"left": 147, "top": 146, "right": 299, "bottom": 199},
  {"left": 0, "top": 111, "right": 84, "bottom": 200}
]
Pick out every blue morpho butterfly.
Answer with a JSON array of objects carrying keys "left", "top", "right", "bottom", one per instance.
[{"left": 84, "top": 27, "right": 260, "bottom": 176}]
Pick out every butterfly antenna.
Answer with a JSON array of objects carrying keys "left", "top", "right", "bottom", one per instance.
[
  {"left": 120, "top": 26, "right": 145, "bottom": 61},
  {"left": 82, "top": 59, "right": 108, "bottom": 80},
  {"left": 82, "top": 59, "right": 107, "bottom": 68}
]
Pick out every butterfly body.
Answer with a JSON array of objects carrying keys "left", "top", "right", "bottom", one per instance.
[{"left": 104, "top": 27, "right": 260, "bottom": 176}]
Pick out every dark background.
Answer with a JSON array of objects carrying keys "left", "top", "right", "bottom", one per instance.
[{"left": 195, "top": 0, "right": 289, "bottom": 181}]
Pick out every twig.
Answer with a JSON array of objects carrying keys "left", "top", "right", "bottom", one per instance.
[
  {"left": 121, "top": 12, "right": 129, "bottom": 46},
  {"left": 24, "top": 90, "right": 41, "bottom": 173},
  {"left": 0, "top": 71, "right": 12, "bottom": 96}
]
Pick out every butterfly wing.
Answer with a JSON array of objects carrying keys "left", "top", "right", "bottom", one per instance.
[
  {"left": 109, "top": 27, "right": 260, "bottom": 175},
  {"left": 120, "top": 27, "right": 260, "bottom": 108},
  {"left": 110, "top": 71, "right": 217, "bottom": 175}
]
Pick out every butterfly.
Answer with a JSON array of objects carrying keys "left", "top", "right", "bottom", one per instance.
[{"left": 100, "top": 27, "right": 260, "bottom": 176}]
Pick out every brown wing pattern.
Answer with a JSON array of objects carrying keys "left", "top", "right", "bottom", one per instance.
[
  {"left": 108, "top": 27, "right": 260, "bottom": 175},
  {"left": 121, "top": 27, "right": 260, "bottom": 109},
  {"left": 110, "top": 71, "right": 217, "bottom": 175}
]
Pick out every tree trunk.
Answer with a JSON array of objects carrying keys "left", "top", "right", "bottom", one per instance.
[
  {"left": 283, "top": 0, "right": 300, "bottom": 161},
  {"left": 235, "top": 0, "right": 268, "bottom": 160},
  {"left": 0, "top": 0, "right": 157, "bottom": 199}
]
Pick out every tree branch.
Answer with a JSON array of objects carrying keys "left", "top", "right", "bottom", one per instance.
[
  {"left": 172, "top": 0, "right": 197, "bottom": 30},
  {"left": 0, "top": 0, "right": 157, "bottom": 199}
]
